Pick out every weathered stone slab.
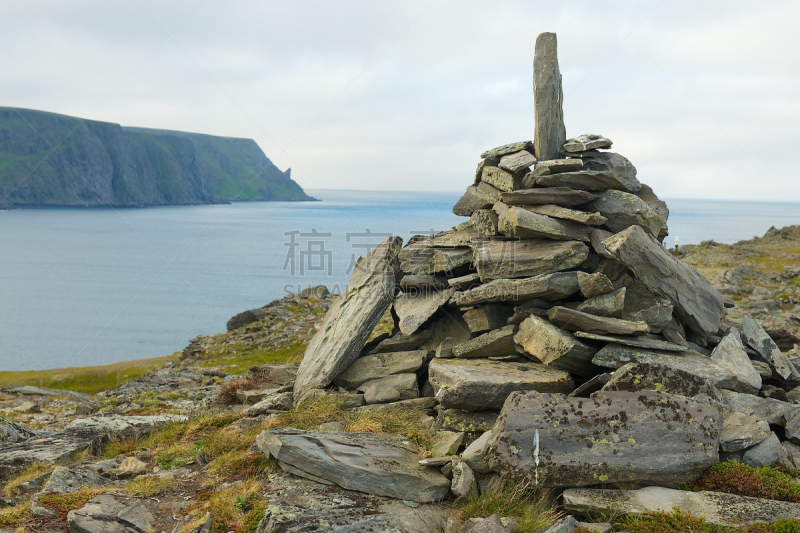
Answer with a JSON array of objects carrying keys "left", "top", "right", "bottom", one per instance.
[
  {"left": 452, "top": 325, "right": 517, "bottom": 358},
  {"left": 399, "top": 244, "right": 472, "bottom": 275},
  {"left": 0, "top": 416, "right": 38, "bottom": 444},
  {"left": 487, "top": 390, "right": 720, "bottom": 488},
  {"left": 719, "top": 389, "right": 800, "bottom": 427},
  {"left": 462, "top": 430, "right": 493, "bottom": 475},
  {"left": 360, "top": 374, "right": 419, "bottom": 404},
  {"left": 429, "top": 358, "right": 573, "bottom": 411},
  {"left": 563, "top": 134, "right": 612, "bottom": 153},
  {"left": 450, "top": 272, "right": 581, "bottom": 307},
  {"left": 66, "top": 495, "right": 127, "bottom": 533},
  {"left": 576, "top": 288, "right": 625, "bottom": 318},
  {"left": 436, "top": 407, "right": 499, "bottom": 434},
  {"left": 453, "top": 182, "right": 504, "bottom": 217},
  {"left": 589, "top": 190, "right": 662, "bottom": 237},
  {"left": 394, "top": 288, "right": 455, "bottom": 335},
  {"left": 448, "top": 272, "right": 481, "bottom": 291},
  {"left": 721, "top": 411, "right": 771, "bottom": 452},
  {"left": 592, "top": 344, "right": 738, "bottom": 390},
  {"left": 499, "top": 150, "right": 536, "bottom": 173},
  {"left": 601, "top": 362, "right": 721, "bottom": 407},
  {"left": 743, "top": 317, "right": 800, "bottom": 381},
  {"left": 470, "top": 209, "right": 499, "bottom": 237},
  {"left": 421, "top": 223, "right": 482, "bottom": 248},
  {"left": 369, "top": 330, "right": 430, "bottom": 355},
  {"left": 604, "top": 225, "right": 724, "bottom": 338},
  {"left": 66, "top": 415, "right": 185, "bottom": 439},
  {"left": 515, "top": 315, "right": 599, "bottom": 377},
  {"left": 537, "top": 159, "right": 583, "bottom": 173},
  {"left": 576, "top": 332, "right": 686, "bottom": 351},
  {"left": 589, "top": 228, "right": 614, "bottom": 258},
  {"left": 547, "top": 306, "right": 649, "bottom": 336},
  {"left": 537, "top": 169, "right": 641, "bottom": 193},
  {"left": 525, "top": 204, "right": 606, "bottom": 226},
  {"left": 473, "top": 239, "right": 588, "bottom": 282},
  {"left": 482, "top": 166, "right": 521, "bottom": 192},
  {"left": 501, "top": 187, "right": 598, "bottom": 207},
  {"left": 294, "top": 236, "right": 402, "bottom": 400},
  {"left": 257, "top": 429, "right": 450, "bottom": 502},
  {"left": 400, "top": 275, "right": 450, "bottom": 291},
  {"left": 498, "top": 207, "right": 590, "bottom": 241},
  {"left": 578, "top": 272, "right": 613, "bottom": 298},
  {"left": 710, "top": 329, "right": 762, "bottom": 395},
  {"left": 633, "top": 183, "right": 669, "bottom": 240},
  {"left": 334, "top": 350, "right": 427, "bottom": 390},
  {"left": 463, "top": 304, "right": 515, "bottom": 333},
  {"left": 563, "top": 486, "right": 800, "bottom": 526},
  {"left": 533, "top": 33, "right": 565, "bottom": 162},
  {"left": 481, "top": 141, "right": 533, "bottom": 159},
  {"left": 621, "top": 278, "right": 674, "bottom": 332}
]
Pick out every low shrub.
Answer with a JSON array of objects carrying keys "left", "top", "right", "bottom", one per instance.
[
  {"left": 689, "top": 460, "right": 800, "bottom": 503},
  {"left": 217, "top": 372, "right": 277, "bottom": 404}
]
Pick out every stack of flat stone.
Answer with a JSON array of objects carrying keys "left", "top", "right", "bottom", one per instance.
[{"left": 269, "top": 32, "right": 800, "bottom": 523}]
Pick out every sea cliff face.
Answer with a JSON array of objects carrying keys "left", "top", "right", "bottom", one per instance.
[{"left": 0, "top": 107, "right": 315, "bottom": 207}]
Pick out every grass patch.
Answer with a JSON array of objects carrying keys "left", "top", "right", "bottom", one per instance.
[
  {"left": 580, "top": 510, "right": 800, "bottom": 533},
  {"left": 0, "top": 501, "right": 30, "bottom": 528},
  {"left": 38, "top": 488, "right": 102, "bottom": 519},
  {"left": 196, "top": 341, "right": 307, "bottom": 375},
  {"left": 0, "top": 354, "right": 176, "bottom": 395},
  {"left": 217, "top": 372, "right": 277, "bottom": 404},
  {"left": 123, "top": 474, "right": 178, "bottom": 497},
  {"left": 193, "top": 480, "right": 266, "bottom": 533},
  {"left": 3, "top": 461, "right": 54, "bottom": 496},
  {"left": 456, "top": 478, "right": 559, "bottom": 532},
  {"left": 265, "top": 394, "right": 346, "bottom": 430},
  {"left": 689, "top": 460, "right": 800, "bottom": 503}
]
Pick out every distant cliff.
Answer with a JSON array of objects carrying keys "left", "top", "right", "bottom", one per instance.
[{"left": 0, "top": 107, "right": 315, "bottom": 207}]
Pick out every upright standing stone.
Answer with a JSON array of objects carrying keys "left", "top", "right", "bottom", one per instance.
[
  {"left": 533, "top": 32, "right": 565, "bottom": 162},
  {"left": 294, "top": 237, "right": 402, "bottom": 401}
]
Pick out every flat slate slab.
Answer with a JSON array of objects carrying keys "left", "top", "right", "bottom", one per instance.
[
  {"left": 333, "top": 350, "right": 427, "bottom": 390},
  {"left": 575, "top": 332, "right": 686, "bottom": 351},
  {"left": 501, "top": 187, "right": 598, "bottom": 207},
  {"left": 742, "top": 317, "right": 800, "bottom": 381},
  {"left": 547, "top": 306, "right": 649, "bottom": 336},
  {"left": 498, "top": 207, "right": 591, "bottom": 241},
  {"left": 256, "top": 428, "right": 450, "bottom": 503},
  {"left": 449, "top": 272, "right": 581, "bottom": 307},
  {"left": 536, "top": 170, "right": 641, "bottom": 193},
  {"left": 394, "top": 288, "right": 455, "bottom": 335},
  {"left": 525, "top": 204, "right": 606, "bottom": 226},
  {"left": 563, "top": 487, "right": 800, "bottom": 526},
  {"left": 428, "top": 358, "right": 573, "bottom": 411},
  {"left": 294, "top": 236, "right": 402, "bottom": 400},
  {"left": 472, "top": 239, "right": 588, "bottom": 282},
  {"left": 533, "top": 33, "right": 565, "bottom": 162},
  {"left": 452, "top": 325, "right": 517, "bottom": 359},
  {"left": 515, "top": 315, "right": 599, "bottom": 377},
  {"left": 592, "top": 343, "right": 738, "bottom": 390},
  {"left": 604, "top": 225, "right": 724, "bottom": 338},
  {"left": 486, "top": 390, "right": 720, "bottom": 488}
]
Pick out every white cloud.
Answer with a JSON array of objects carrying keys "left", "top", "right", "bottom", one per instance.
[{"left": 1, "top": 0, "right": 798, "bottom": 200}]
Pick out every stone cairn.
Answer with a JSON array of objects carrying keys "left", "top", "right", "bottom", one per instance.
[{"left": 259, "top": 33, "right": 800, "bottom": 521}]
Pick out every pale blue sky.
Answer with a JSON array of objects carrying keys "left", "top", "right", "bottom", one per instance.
[{"left": 1, "top": 1, "right": 798, "bottom": 201}]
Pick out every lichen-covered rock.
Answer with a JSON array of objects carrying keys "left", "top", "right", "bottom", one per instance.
[
  {"left": 486, "top": 390, "right": 720, "bottom": 488},
  {"left": 601, "top": 362, "right": 721, "bottom": 407}
]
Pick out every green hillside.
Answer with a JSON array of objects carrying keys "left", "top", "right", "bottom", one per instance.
[{"left": 0, "top": 108, "right": 315, "bottom": 207}]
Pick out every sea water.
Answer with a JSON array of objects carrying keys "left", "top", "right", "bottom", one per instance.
[{"left": 1, "top": 191, "right": 799, "bottom": 371}]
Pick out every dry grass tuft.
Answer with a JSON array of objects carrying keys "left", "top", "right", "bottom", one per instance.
[
  {"left": 455, "top": 478, "right": 560, "bottom": 533},
  {"left": 123, "top": 475, "right": 178, "bottom": 497},
  {"left": 3, "top": 462, "right": 54, "bottom": 496}
]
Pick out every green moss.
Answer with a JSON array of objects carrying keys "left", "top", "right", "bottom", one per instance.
[{"left": 198, "top": 342, "right": 307, "bottom": 374}]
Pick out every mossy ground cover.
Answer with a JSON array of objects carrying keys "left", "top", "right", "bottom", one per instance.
[
  {"left": 0, "top": 354, "right": 177, "bottom": 395},
  {"left": 196, "top": 342, "right": 307, "bottom": 375},
  {"left": 688, "top": 461, "right": 800, "bottom": 503},
  {"left": 573, "top": 511, "right": 800, "bottom": 533}
]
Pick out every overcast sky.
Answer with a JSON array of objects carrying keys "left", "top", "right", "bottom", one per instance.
[{"left": 1, "top": 1, "right": 798, "bottom": 201}]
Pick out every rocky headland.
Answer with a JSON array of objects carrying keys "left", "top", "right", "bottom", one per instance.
[
  {"left": 0, "top": 108, "right": 315, "bottom": 208},
  {"left": 2, "top": 32, "right": 800, "bottom": 533}
]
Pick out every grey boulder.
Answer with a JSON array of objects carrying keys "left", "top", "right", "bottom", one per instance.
[
  {"left": 333, "top": 350, "right": 427, "bottom": 390},
  {"left": 394, "top": 288, "right": 455, "bottom": 336},
  {"left": 486, "top": 390, "right": 720, "bottom": 488}
]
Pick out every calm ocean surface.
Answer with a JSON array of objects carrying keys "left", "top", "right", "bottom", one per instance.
[{"left": 2, "top": 190, "right": 800, "bottom": 371}]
